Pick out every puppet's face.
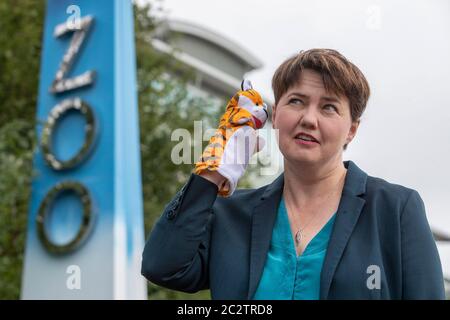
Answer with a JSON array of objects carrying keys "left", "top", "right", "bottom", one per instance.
[{"left": 238, "top": 91, "right": 268, "bottom": 129}]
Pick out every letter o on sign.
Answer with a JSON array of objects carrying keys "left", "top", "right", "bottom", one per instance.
[
  {"left": 41, "top": 98, "right": 96, "bottom": 170},
  {"left": 36, "top": 181, "right": 95, "bottom": 254}
]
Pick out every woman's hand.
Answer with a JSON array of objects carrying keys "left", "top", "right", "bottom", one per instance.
[{"left": 193, "top": 80, "right": 268, "bottom": 197}]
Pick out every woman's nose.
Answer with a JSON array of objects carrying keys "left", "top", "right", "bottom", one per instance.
[{"left": 299, "top": 106, "right": 318, "bottom": 128}]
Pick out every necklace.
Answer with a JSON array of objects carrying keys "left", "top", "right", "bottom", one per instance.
[
  {"left": 294, "top": 212, "right": 319, "bottom": 247},
  {"left": 287, "top": 168, "right": 347, "bottom": 247},
  {"left": 285, "top": 199, "right": 321, "bottom": 247},
  {"left": 295, "top": 230, "right": 303, "bottom": 247}
]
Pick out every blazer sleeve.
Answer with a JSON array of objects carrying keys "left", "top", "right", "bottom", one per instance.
[
  {"left": 141, "top": 173, "right": 218, "bottom": 293},
  {"left": 400, "top": 189, "right": 446, "bottom": 299}
]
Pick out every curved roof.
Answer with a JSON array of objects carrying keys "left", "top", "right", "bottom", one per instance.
[{"left": 160, "top": 19, "right": 263, "bottom": 70}]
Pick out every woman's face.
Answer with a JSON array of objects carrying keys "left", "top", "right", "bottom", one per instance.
[{"left": 272, "top": 69, "right": 359, "bottom": 167}]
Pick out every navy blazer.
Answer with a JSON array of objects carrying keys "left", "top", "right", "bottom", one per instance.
[{"left": 141, "top": 160, "right": 445, "bottom": 299}]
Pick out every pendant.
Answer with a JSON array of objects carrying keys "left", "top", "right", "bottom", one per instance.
[{"left": 295, "top": 230, "right": 303, "bottom": 246}]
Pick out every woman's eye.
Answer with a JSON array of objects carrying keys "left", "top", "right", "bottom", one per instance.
[
  {"left": 323, "top": 104, "right": 337, "bottom": 112},
  {"left": 289, "top": 98, "right": 303, "bottom": 105}
]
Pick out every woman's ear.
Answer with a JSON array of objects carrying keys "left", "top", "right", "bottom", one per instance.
[{"left": 346, "top": 119, "right": 360, "bottom": 144}]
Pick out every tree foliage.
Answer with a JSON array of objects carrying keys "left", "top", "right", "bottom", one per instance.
[{"left": 0, "top": 0, "right": 43, "bottom": 299}]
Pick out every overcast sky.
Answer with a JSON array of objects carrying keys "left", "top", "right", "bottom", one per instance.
[{"left": 145, "top": 0, "right": 450, "bottom": 235}]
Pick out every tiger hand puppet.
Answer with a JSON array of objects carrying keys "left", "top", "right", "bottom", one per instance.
[{"left": 194, "top": 80, "right": 269, "bottom": 197}]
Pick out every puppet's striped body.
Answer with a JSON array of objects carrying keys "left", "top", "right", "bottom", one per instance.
[{"left": 194, "top": 83, "right": 268, "bottom": 196}]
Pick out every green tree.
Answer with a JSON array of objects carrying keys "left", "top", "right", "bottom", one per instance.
[{"left": 0, "top": 0, "right": 43, "bottom": 299}]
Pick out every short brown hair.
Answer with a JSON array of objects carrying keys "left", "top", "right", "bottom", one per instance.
[{"left": 272, "top": 48, "right": 370, "bottom": 124}]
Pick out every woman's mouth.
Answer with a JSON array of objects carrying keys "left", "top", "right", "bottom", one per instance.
[{"left": 294, "top": 135, "right": 320, "bottom": 146}]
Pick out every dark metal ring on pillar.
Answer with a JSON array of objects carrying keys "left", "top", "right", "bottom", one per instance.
[
  {"left": 41, "top": 98, "right": 96, "bottom": 170},
  {"left": 36, "top": 181, "right": 95, "bottom": 254}
]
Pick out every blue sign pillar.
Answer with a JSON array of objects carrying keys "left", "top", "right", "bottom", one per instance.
[{"left": 21, "top": 0, "right": 146, "bottom": 299}]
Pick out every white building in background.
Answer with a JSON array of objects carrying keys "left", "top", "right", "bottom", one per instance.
[
  {"left": 151, "top": 19, "right": 264, "bottom": 102},
  {"left": 435, "top": 234, "right": 450, "bottom": 298}
]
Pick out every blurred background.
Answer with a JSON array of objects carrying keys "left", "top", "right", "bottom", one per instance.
[{"left": 0, "top": 0, "right": 449, "bottom": 299}]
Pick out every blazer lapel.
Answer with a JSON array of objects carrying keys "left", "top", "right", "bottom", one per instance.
[
  {"left": 246, "top": 173, "right": 284, "bottom": 300},
  {"left": 320, "top": 160, "right": 368, "bottom": 299},
  {"left": 246, "top": 160, "right": 368, "bottom": 300}
]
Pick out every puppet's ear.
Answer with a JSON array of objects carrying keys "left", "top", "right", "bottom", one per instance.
[{"left": 241, "top": 79, "right": 253, "bottom": 91}]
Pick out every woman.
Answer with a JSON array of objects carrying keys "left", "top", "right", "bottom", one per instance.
[{"left": 141, "top": 49, "right": 445, "bottom": 299}]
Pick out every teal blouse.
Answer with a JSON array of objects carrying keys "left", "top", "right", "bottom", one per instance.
[{"left": 252, "top": 196, "right": 336, "bottom": 300}]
